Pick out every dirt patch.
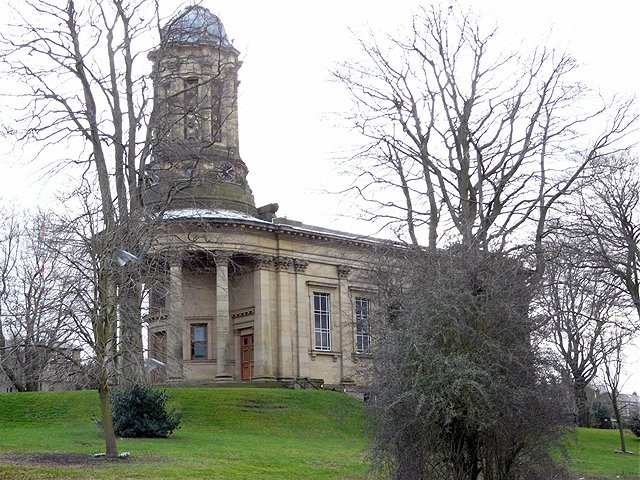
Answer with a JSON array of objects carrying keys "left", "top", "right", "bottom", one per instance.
[{"left": 0, "top": 451, "right": 115, "bottom": 467}]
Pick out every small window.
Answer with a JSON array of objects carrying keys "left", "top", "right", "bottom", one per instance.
[
  {"left": 210, "top": 79, "right": 222, "bottom": 142},
  {"left": 184, "top": 77, "right": 199, "bottom": 140},
  {"left": 313, "top": 292, "right": 331, "bottom": 351},
  {"left": 184, "top": 78, "right": 198, "bottom": 109},
  {"left": 190, "top": 323, "right": 207, "bottom": 359},
  {"left": 355, "top": 298, "right": 371, "bottom": 354}
]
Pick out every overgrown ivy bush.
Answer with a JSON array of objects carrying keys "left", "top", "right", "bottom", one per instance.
[
  {"left": 630, "top": 414, "right": 640, "bottom": 438},
  {"left": 111, "top": 385, "right": 181, "bottom": 438}
]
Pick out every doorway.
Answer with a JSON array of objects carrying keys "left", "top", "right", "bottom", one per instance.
[{"left": 241, "top": 334, "right": 254, "bottom": 381}]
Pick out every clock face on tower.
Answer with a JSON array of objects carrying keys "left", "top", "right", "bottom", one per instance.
[{"left": 218, "top": 162, "right": 236, "bottom": 182}]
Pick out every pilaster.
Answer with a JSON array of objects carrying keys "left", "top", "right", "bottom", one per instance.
[
  {"left": 293, "top": 258, "right": 309, "bottom": 379},
  {"left": 337, "top": 265, "right": 356, "bottom": 385},
  {"left": 253, "top": 255, "right": 275, "bottom": 380}
]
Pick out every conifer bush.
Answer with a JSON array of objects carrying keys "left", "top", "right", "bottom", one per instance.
[
  {"left": 630, "top": 414, "right": 640, "bottom": 438},
  {"left": 111, "top": 385, "right": 181, "bottom": 438}
]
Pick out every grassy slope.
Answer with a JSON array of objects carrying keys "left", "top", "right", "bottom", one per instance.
[
  {"left": 0, "top": 388, "right": 367, "bottom": 480},
  {"left": 1, "top": 388, "right": 639, "bottom": 479},
  {"left": 564, "top": 428, "right": 640, "bottom": 480}
]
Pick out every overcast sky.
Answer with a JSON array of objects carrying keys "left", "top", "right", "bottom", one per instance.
[
  {"left": 2, "top": 0, "right": 638, "bottom": 226},
  {"left": 207, "top": 0, "right": 639, "bottom": 231},
  {"left": 1, "top": 0, "right": 638, "bottom": 390}
]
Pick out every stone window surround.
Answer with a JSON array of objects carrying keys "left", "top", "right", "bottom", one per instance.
[
  {"left": 306, "top": 280, "right": 338, "bottom": 355},
  {"left": 189, "top": 321, "right": 210, "bottom": 360},
  {"left": 354, "top": 297, "right": 371, "bottom": 355},
  {"left": 312, "top": 291, "right": 331, "bottom": 352}
]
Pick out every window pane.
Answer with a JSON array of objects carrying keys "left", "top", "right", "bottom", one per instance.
[
  {"left": 313, "top": 292, "right": 331, "bottom": 351},
  {"left": 193, "top": 325, "right": 206, "bottom": 341},
  {"left": 191, "top": 324, "right": 207, "bottom": 359},
  {"left": 355, "top": 298, "right": 371, "bottom": 354},
  {"left": 193, "top": 343, "right": 206, "bottom": 358}
]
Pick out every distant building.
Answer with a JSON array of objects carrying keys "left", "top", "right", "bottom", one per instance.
[
  {"left": 594, "top": 390, "right": 640, "bottom": 423},
  {"left": 145, "top": 6, "right": 382, "bottom": 389},
  {"left": 617, "top": 392, "right": 640, "bottom": 421},
  {"left": 0, "top": 366, "right": 14, "bottom": 393},
  {"left": 0, "top": 343, "right": 86, "bottom": 393},
  {"left": 39, "top": 348, "right": 86, "bottom": 392}
]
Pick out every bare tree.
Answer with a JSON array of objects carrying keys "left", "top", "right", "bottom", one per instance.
[
  {"left": 539, "top": 156, "right": 639, "bottom": 431},
  {"left": 41, "top": 186, "right": 124, "bottom": 457},
  {"left": 564, "top": 156, "right": 640, "bottom": 322},
  {"left": 0, "top": 212, "right": 83, "bottom": 392},
  {"left": 599, "top": 327, "right": 631, "bottom": 453},
  {"left": 0, "top": 204, "right": 20, "bottom": 388},
  {"left": 537, "top": 242, "right": 628, "bottom": 427},
  {"left": 0, "top": 0, "right": 169, "bottom": 456},
  {"left": 336, "top": 5, "right": 636, "bottom": 478},
  {"left": 1, "top": 0, "right": 244, "bottom": 456},
  {"left": 0, "top": 0, "right": 158, "bottom": 390},
  {"left": 335, "top": 5, "right": 636, "bottom": 264}
]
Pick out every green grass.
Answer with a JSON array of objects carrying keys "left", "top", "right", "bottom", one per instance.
[
  {"left": 2, "top": 389, "right": 640, "bottom": 479},
  {"left": 564, "top": 428, "right": 640, "bottom": 479},
  {"left": 0, "top": 387, "right": 367, "bottom": 479}
]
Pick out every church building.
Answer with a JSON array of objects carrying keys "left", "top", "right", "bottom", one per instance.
[{"left": 145, "top": 6, "right": 382, "bottom": 389}]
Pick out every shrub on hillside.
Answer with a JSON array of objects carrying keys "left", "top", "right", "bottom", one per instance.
[
  {"left": 111, "top": 385, "right": 181, "bottom": 438},
  {"left": 630, "top": 414, "right": 640, "bottom": 438},
  {"left": 591, "top": 401, "right": 612, "bottom": 429}
]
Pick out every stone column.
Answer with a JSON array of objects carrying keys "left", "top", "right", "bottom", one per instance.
[
  {"left": 337, "top": 265, "right": 355, "bottom": 385},
  {"left": 253, "top": 255, "right": 275, "bottom": 380},
  {"left": 167, "top": 255, "right": 184, "bottom": 382},
  {"left": 215, "top": 251, "right": 234, "bottom": 382}
]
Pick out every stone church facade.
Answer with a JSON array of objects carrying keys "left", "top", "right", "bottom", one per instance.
[{"left": 145, "top": 6, "right": 380, "bottom": 388}]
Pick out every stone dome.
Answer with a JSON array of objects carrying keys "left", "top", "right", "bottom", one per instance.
[{"left": 162, "top": 6, "right": 230, "bottom": 46}]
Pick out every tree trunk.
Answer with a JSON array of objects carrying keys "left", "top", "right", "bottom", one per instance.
[
  {"left": 24, "top": 345, "right": 41, "bottom": 391},
  {"left": 97, "top": 382, "right": 118, "bottom": 457},
  {"left": 611, "top": 394, "right": 626, "bottom": 453},
  {"left": 574, "top": 381, "right": 591, "bottom": 427}
]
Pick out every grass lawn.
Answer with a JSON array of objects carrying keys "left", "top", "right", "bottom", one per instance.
[
  {"left": 564, "top": 428, "right": 640, "bottom": 480},
  {"left": 2, "top": 388, "right": 640, "bottom": 479},
  {"left": 0, "top": 387, "right": 368, "bottom": 479}
]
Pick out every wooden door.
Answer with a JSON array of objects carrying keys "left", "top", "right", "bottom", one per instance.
[{"left": 241, "top": 334, "right": 254, "bottom": 381}]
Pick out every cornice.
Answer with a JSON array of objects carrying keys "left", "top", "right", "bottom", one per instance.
[{"left": 159, "top": 214, "right": 402, "bottom": 250}]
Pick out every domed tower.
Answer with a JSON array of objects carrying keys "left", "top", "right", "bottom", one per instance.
[{"left": 146, "top": 6, "right": 256, "bottom": 215}]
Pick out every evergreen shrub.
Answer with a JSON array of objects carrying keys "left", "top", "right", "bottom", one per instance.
[
  {"left": 111, "top": 384, "right": 181, "bottom": 438},
  {"left": 629, "top": 414, "right": 640, "bottom": 438}
]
